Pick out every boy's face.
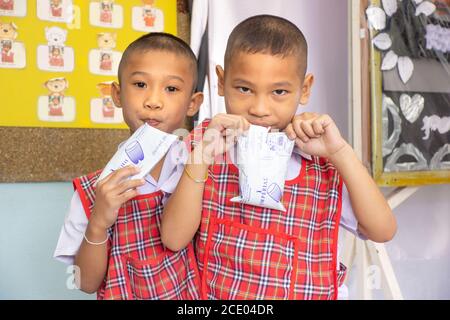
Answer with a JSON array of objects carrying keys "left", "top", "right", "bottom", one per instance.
[
  {"left": 112, "top": 50, "right": 203, "bottom": 134},
  {"left": 217, "top": 52, "right": 314, "bottom": 131}
]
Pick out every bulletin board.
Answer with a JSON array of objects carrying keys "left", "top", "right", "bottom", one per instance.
[
  {"left": 365, "top": 0, "right": 450, "bottom": 186},
  {"left": 0, "top": 0, "right": 177, "bottom": 129},
  {"left": 0, "top": 0, "right": 191, "bottom": 182}
]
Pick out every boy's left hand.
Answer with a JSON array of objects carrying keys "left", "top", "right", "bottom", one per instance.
[{"left": 285, "top": 112, "right": 347, "bottom": 158}]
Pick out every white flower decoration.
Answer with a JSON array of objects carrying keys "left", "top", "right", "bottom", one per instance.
[{"left": 366, "top": 0, "right": 437, "bottom": 84}]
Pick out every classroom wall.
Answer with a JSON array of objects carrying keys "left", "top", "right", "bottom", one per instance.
[{"left": 0, "top": 182, "right": 95, "bottom": 299}]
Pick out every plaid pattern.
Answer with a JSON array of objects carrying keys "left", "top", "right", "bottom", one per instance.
[
  {"left": 73, "top": 170, "right": 201, "bottom": 300},
  {"left": 189, "top": 120, "right": 346, "bottom": 300}
]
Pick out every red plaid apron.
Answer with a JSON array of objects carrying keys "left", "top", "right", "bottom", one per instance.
[
  {"left": 73, "top": 137, "right": 202, "bottom": 299},
  {"left": 187, "top": 120, "right": 347, "bottom": 300}
]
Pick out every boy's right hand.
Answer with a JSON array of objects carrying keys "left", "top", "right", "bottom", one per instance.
[
  {"left": 200, "top": 114, "right": 250, "bottom": 162},
  {"left": 90, "top": 166, "right": 146, "bottom": 230}
]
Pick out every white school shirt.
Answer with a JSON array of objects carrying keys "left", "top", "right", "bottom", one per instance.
[{"left": 54, "top": 144, "right": 365, "bottom": 270}]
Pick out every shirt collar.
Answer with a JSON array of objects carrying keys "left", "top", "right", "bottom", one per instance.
[{"left": 293, "top": 146, "right": 312, "bottom": 160}]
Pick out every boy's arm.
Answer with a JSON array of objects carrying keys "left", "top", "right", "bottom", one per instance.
[
  {"left": 74, "top": 215, "right": 109, "bottom": 294},
  {"left": 161, "top": 114, "right": 250, "bottom": 251},
  {"left": 74, "top": 166, "right": 144, "bottom": 294},
  {"left": 287, "top": 112, "right": 397, "bottom": 243},
  {"left": 329, "top": 143, "right": 397, "bottom": 242},
  {"left": 160, "top": 146, "right": 209, "bottom": 252}
]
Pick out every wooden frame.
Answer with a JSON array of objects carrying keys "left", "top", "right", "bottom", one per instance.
[{"left": 367, "top": 0, "right": 450, "bottom": 186}]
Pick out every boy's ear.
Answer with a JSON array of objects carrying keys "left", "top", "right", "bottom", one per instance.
[
  {"left": 111, "top": 81, "right": 122, "bottom": 108},
  {"left": 299, "top": 73, "right": 314, "bottom": 105},
  {"left": 215, "top": 65, "right": 225, "bottom": 97},
  {"left": 186, "top": 91, "right": 204, "bottom": 117}
]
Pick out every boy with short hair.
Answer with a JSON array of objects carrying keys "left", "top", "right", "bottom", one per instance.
[
  {"left": 161, "top": 15, "right": 396, "bottom": 300},
  {"left": 54, "top": 32, "right": 204, "bottom": 299}
]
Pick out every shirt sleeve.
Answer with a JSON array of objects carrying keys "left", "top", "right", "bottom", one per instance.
[
  {"left": 339, "top": 183, "right": 368, "bottom": 240},
  {"left": 53, "top": 190, "right": 89, "bottom": 265}
]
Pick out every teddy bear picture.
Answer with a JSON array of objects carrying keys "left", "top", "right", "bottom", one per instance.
[
  {"left": 0, "top": 0, "right": 26, "bottom": 17},
  {"left": 89, "top": 0, "right": 123, "bottom": 29},
  {"left": 38, "top": 77, "right": 76, "bottom": 122},
  {"left": 0, "top": 20, "right": 26, "bottom": 69},
  {"left": 90, "top": 81, "right": 124, "bottom": 124},
  {"left": 132, "top": 0, "right": 164, "bottom": 32},
  {"left": 88, "top": 32, "right": 121, "bottom": 76},
  {"left": 37, "top": 26, "right": 74, "bottom": 72},
  {"left": 0, "top": 0, "right": 14, "bottom": 10},
  {"left": 36, "top": 0, "right": 73, "bottom": 23}
]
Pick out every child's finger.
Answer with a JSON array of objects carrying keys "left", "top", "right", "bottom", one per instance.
[
  {"left": 300, "top": 121, "right": 318, "bottom": 139},
  {"left": 292, "top": 120, "right": 309, "bottom": 142},
  {"left": 284, "top": 124, "right": 297, "bottom": 140},
  {"left": 237, "top": 117, "right": 250, "bottom": 135},
  {"left": 312, "top": 120, "right": 325, "bottom": 136},
  {"left": 107, "top": 165, "right": 140, "bottom": 185},
  {"left": 115, "top": 178, "right": 146, "bottom": 195},
  {"left": 118, "top": 187, "right": 140, "bottom": 204}
]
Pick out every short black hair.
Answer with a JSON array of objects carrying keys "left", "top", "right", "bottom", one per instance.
[
  {"left": 118, "top": 32, "right": 198, "bottom": 90},
  {"left": 224, "top": 15, "right": 308, "bottom": 77}
]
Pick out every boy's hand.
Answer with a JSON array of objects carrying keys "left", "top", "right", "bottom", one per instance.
[
  {"left": 200, "top": 114, "right": 250, "bottom": 163},
  {"left": 285, "top": 112, "right": 347, "bottom": 158},
  {"left": 90, "top": 166, "right": 145, "bottom": 230}
]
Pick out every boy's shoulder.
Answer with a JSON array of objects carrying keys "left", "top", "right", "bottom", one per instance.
[{"left": 73, "top": 169, "right": 102, "bottom": 195}]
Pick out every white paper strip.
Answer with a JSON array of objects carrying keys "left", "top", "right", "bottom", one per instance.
[
  {"left": 366, "top": 6, "right": 386, "bottom": 30},
  {"left": 373, "top": 32, "right": 392, "bottom": 50},
  {"left": 398, "top": 56, "right": 414, "bottom": 83},
  {"left": 382, "top": 0, "right": 398, "bottom": 16},
  {"left": 381, "top": 50, "right": 399, "bottom": 70},
  {"left": 415, "top": 1, "right": 436, "bottom": 16}
]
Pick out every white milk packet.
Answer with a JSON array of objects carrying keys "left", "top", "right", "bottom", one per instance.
[
  {"left": 230, "top": 125, "right": 295, "bottom": 212},
  {"left": 97, "top": 123, "right": 179, "bottom": 183}
]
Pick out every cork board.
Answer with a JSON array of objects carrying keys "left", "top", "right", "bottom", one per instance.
[{"left": 0, "top": 0, "right": 191, "bottom": 182}]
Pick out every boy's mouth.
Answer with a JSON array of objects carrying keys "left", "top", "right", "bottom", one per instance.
[{"left": 146, "top": 119, "right": 161, "bottom": 127}]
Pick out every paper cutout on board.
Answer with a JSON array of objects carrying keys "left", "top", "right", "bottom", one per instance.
[
  {"left": 88, "top": 32, "right": 121, "bottom": 76},
  {"left": 399, "top": 94, "right": 424, "bottom": 124},
  {"left": 381, "top": 50, "right": 398, "bottom": 70},
  {"left": 415, "top": 1, "right": 437, "bottom": 16},
  {"left": 0, "top": 20, "right": 25, "bottom": 68},
  {"left": 430, "top": 144, "right": 450, "bottom": 170},
  {"left": 425, "top": 24, "right": 450, "bottom": 53},
  {"left": 37, "top": 26, "right": 74, "bottom": 72},
  {"left": 373, "top": 32, "right": 392, "bottom": 51},
  {"left": 421, "top": 115, "right": 450, "bottom": 140},
  {"left": 398, "top": 56, "right": 414, "bottom": 84},
  {"left": 382, "top": 95, "right": 402, "bottom": 157},
  {"left": 382, "top": 0, "right": 398, "bottom": 16},
  {"left": 36, "top": 0, "right": 74, "bottom": 23},
  {"left": 0, "top": 0, "right": 27, "bottom": 17},
  {"left": 38, "top": 77, "right": 76, "bottom": 122},
  {"left": 89, "top": 0, "right": 123, "bottom": 29},
  {"left": 385, "top": 143, "right": 428, "bottom": 172},
  {"left": 132, "top": 0, "right": 164, "bottom": 32},
  {"left": 90, "top": 81, "right": 124, "bottom": 124},
  {"left": 366, "top": 6, "right": 386, "bottom": 30}
]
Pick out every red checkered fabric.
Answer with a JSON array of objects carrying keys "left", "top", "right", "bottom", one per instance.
[
  {"left": 73, "top": 142, "right": 202, "bottom": 300},
  {"left": 190, "top": 120, "right": 346, "bottom": 300}
]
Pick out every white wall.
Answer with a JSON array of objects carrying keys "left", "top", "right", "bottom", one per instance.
[{"left": 197, "top": 0, "right": 349, "bottom": 138}]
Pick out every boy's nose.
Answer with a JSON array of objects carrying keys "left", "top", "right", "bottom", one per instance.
[
  {"left": 144, "top": 95, "right": 163, "bottom": 110},
  {"left": 248, "top": 97, "right": 271, "bottom": 118}
]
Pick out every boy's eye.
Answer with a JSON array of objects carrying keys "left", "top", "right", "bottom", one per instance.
[
  {"left": 237, "top": 87, "right": 251, "bottom": 94},
  {"left": 133, "top": 82, "right": 147, "bottom": 89},
  {"left": 273, "top": 89, "right": 288, "bottom": 96},
  {"left": 166, "top": 86, "right": 179, "bottom": 92}
]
